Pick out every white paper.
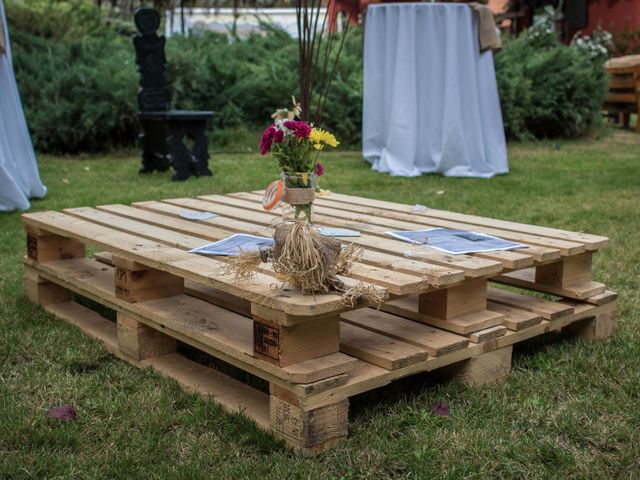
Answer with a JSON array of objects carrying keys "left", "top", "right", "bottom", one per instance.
[
  {"left": 412, "top": 204, "right": 427, "bottom": 212},
  {"left": 315, "top": 227, "right": 361, "bottom": 237},
  {"left": 179, "top": 210, "right": 218, "bottom": 220},
  {"left": 386, "top": 228, "right": 527, "bottom": 255},
  {"left": 189, "top": 234, "right": 274, "bottom": 256}
]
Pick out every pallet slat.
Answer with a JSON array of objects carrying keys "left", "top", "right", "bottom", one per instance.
[
  {"left": 133, "top": 200, "right": 466, "bottom": 288},
  {"left": 186, "top": 195, "right": 504, "bottom": 278},
  {"left": 340, "top": 307, "right": 469, "bottom": 356},
  {"left": 382, "top": 296, "right": 505, "bottom": 335},
  {"left": 493, "top": 268, "right": 606, "bottom": 299},
  {"left": 228, "top": 192, "right": 540, "bottom": 269},
  {"left": 299, "top": 191, "right": 608, "bottom": 250},
  {"left": 340, "top": 323, "right": 428, "bottom": 370},
  {"left": 232, "top": 192, "right": 566, "bottom": 263},
  {"left": 21, "top": 211, "right": 373, "bottom": 316},
  {"left": 26, "top": 256, "right": 357, "bottom": 385},
  {"left": 487, "top": 287, "right": 573, "bottom": 320}
]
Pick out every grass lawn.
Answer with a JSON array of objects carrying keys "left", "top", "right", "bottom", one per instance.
[{"left": 1, "top": 128, "right": 639, "bottom": 479}]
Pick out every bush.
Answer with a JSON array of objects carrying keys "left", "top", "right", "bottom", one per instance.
[
  {"left": 11, "top": 31, "right": 139, "bottom": 153},
  {"left": 7, "top": 0, "right": 607, "bottom": 153},
  {"left": 494, "top": 17, "right": 608, "bottom": 140}
]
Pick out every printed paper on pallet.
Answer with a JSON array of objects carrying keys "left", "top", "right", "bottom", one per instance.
[{"left": 386, "top": 228, "right": 527, "bottom": 255}]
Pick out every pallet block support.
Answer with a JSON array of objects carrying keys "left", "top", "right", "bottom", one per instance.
[
  {"left": 536, "top": 252, "right": 592, "bottom": 288},
  {"left": 563, "top": 307, "right": 616, "bottom": 341},
  {"left": 444, "top": 345, "right": 513, "bottom": 387},
  {"left": 113, "top": 256, "right": 184, "bottom": 303},
  {"left": 418, "top": 278, "right": 488, "bottom": 320},
  {"left": 25, "top": 225, "right": 85, "bottom": 263},
  {"left": 117, "top": 312, "right": 177, "bottom": 361},
  {"left": 253, "top": 313, "right": 340, "bottom": 367},
  {"left": 270, "top": 384, "right": 348, "bottom": 455},
  {"left": 24, "top": 264, "right": 71, "bottom": 306}
]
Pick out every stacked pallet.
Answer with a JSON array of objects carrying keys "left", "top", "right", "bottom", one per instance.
[{"left": 22, "top": 191, "right": 616, "bottom": 455}]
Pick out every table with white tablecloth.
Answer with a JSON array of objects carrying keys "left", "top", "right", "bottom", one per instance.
[
  {"left": 0, "top": 0, "right": 47, "bottom": 211},
  {"left": 362, "top": 3, "right": 508, "bottom": 178}
]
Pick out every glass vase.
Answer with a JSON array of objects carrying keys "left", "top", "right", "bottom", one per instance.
[{"left": 281, "top": 171, "right": 316, "bottom": 222}]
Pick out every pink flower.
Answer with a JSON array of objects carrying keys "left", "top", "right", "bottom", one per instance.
[
  {"left": 259, "top": 125, "right": 276, "bottom": 155},
  {"left": 315, "top": 162, "right": 324, "bottom": 176},
  {"left": 283, "top": 120, "right": 311, "bottom": 139},
  {"left": 274, "top": 128, "right": 284, "bottom": 143}
]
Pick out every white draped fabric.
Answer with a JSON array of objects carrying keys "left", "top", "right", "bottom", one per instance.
[
  {"left": 0, "top": 0, "right": 46, "bottom": 211},
  {"left": 362, "top": 3, "right": 508, "bottom": 178}
]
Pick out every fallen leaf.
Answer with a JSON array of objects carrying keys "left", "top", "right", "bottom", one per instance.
[
  {"left": 45, "top": 404, "right": 77, "bottom": 421},
  {"left": 84, "top": 166, "right": 91, "bottom": 172},
  {"left": 62, "top": 178, "right": 70, "bottom": 184},
  {"left": 436, "top": 190, "right": 445, "bottom": 195},
  {"left": 432, "top": 400, "right": 449, "bottom": 417}
]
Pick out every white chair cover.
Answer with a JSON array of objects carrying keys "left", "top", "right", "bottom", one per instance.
[
  {"left": 0, "top": 0, "right": 46, "bottom": 211},
  {"left": 362, "top": 3, "right": 508, "bottom": 178}
]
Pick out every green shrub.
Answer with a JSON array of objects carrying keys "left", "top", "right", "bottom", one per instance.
[
  {"left": 11, "top": 31, "right": 138, "bottom": 153},
  {"left": 7, "top": 0, "right": 608, "bottom": 153},
  {"left": 495, "top": 27, "right": 608, "bottom": 140}
]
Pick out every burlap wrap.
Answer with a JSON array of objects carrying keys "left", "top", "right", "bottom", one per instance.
[{"left": 283, "top": 187, "right": 315, "bottom": 205}]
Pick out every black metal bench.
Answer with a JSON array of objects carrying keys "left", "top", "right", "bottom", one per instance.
[{"left": 133, "top": 8, "right": 213, "bottom": 181}]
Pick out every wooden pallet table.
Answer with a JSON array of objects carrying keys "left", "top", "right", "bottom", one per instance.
[{"left": 22, "top": 191, "right": 616, "bottom": 455}]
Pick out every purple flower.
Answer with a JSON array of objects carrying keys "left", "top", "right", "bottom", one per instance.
[
  {"left": 274, "top": 128, "right": 284, "bottom": 144},
  {"left": 259, "top": 125, "right": 276, "bottom": 155},
  {"left": 283, "top": 120, "right": 311, "bottom": 139},
  {"left": 315, "top": 162, "right": 324, "bottom": 177}
]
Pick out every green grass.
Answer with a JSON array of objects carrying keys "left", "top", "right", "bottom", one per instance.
[{"left": 1, "top": 129, "right": 640, "bottom": 479}]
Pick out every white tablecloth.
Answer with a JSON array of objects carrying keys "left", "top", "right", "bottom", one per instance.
[
  {"left": 0, "top": 0, "right": 46, "bottom": 211},
  {"left": 362, "top": 3, "right": 508, "bottom": 178}
]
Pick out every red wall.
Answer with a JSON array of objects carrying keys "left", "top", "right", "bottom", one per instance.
[{"left": 585, "top": 0, "right": 640, "bottom": 34}]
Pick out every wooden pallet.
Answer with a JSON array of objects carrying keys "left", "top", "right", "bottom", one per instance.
[
  {"left": 604, "top": 54, "right": 640, "bottom": 132},
  {"left": 21, "top": 192, "right": 616, "bottom": 454}
]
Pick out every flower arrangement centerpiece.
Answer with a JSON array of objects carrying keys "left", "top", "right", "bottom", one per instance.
[{"left": 260, "top": 99, "right": 339, "bottom": 223}]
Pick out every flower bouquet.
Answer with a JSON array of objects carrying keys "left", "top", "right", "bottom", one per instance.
[{"left": 260, "top": 101, "right": 339, "bottom": 222}]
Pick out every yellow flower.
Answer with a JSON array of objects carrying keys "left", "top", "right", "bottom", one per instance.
[{"left": 310, "top": 128, "right": 339, "bottom": 148}]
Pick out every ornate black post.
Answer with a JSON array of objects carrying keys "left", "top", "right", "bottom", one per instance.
[{"left": 133, "top": 8, "right": 213, "bottom": 181}]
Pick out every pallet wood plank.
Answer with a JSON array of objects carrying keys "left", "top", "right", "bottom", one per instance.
[
  {"left": 148, "top": 353, "right": 271, "bottom": 428},
  {"left": 189, "top": 195, "right": 504, "bottom": 278},
  {"left": 468, "top": 325, "right": 507, "bottom": 344},
  {"left": 585, "top": 290, "right": 618, "bottom": 306},
  {"left": 339, "top": 322, "right": 428, "bottom": 370},
  {"left": 26, "top": 256, "right": 357, "bottom": 385},
  {"left": 21, "top": 210, "right": 370, "bottom": 316},
  {"left": 43, "top": 299, "right": 273, "bottom": 428},
  {"left": 382, "top": 296, "right": 505, "bottom": 335},
  {"left": 229, "top": 192, "right": 538, "bottom": 269},
  {"left": 303, "top": 191, "right": 608, "bottom": 250},
  {"left": 94, "top": 250, "right": 254, "bottom": 317},
  {"left": 234, "top": 191, "right": 561, "bottom": 265},
  {"left": 493, "top": 268, "right": 606, "bottom": 300},
  {"left": 300, "top": 195, "right": 583, "bottom": 257},
  {"left": 72, "top": 205, "right": 421, "bottom": 296},
  {"left": 132, "top": 200, "right": 465, "bottom": 288},
  {"left": 340, "top": 308, "right": 469, "bottom": 356},
  {"left": 487, "top": 301, "right": 542, "bottom": 331},
  {"left": 44, "top": 301, "right": 118, "bottom": 352},
  {"left": 487, "top": 287, "right": 574, "bottom": 320}
]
